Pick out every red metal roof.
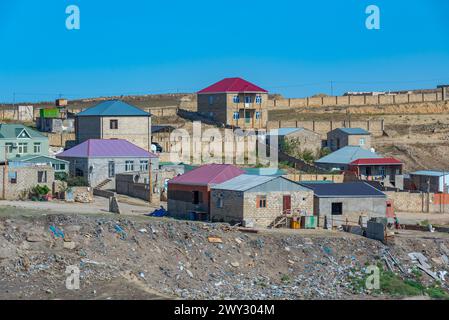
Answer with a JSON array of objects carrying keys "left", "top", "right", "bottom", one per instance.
[
  {"left": 350, "top": 158, "right": 403, "bottom": 166},
  {"left": 198, "top": 77, "right": 268, "bottom": 94},
  {"left": 168, "top": 164, "right": 245, "bottom": 186}
]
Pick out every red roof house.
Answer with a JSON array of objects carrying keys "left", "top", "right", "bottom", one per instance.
[
  {"left": 167, "top": 164, "right": 245, "bottom": 219},
  {"left": 198, "top": 77, "right": 268, "bottom": 94},
  {"left": 348, "top": 157, "right": 404, "bottom": 188}
]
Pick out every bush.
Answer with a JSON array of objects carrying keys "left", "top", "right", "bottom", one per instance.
[
  {"left": 55, "top": 172, "right": 68, "bottom": 181},
  {"left": 66, "top": 176, "right": 88, "bottom": 187}
]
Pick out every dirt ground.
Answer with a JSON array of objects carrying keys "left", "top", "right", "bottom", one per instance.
[{"left": 1, "top": 206, "right": 448, "bottom": 300}]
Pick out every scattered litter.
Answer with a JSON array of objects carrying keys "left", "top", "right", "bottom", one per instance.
[
  {"left": 146, "top": 207, "right": 168, "bottom": 217},
  {"left": 230, "top": 262, "right": 240, "bottom": 268},
  {"left": 49, "top": 225, "right": 65, "bottom": 239},
  {"left": 235, "top": 238, "right": 243, "bottom": 245},
  {"left": 186, "top": 269, "right": 194, "bottom": 278},
  {"left": 114, "top": 224, "right": 127, "bottom": 240},
  {"left": 207, "top": 236, "right": 223, "bottom": 244},
  {"left": 139, "top": 228, "right": 148, "bottom": 233}
]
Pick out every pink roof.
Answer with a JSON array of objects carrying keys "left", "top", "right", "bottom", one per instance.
[
  {"left": 350, "top": 158, "right": 403, "bottom": 166},
  {"left": 168, "top": 164, "right": 245, "bottom": 186},
  {"left": 57, "top": 139, "right": 158, "bottom": 158},
  {"left": 198, "top": 77, "right": 268, "bottom": 94}
]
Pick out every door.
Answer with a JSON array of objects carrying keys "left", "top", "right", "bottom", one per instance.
[
  {"left": 245, "top": 110, "right": 251, "bottom": 124},
  {"left": 108, "top": 161, "right": 115, "bottom": 178},
  {"left": 283, "top": 195, "right": 291, "bottom": 214}
]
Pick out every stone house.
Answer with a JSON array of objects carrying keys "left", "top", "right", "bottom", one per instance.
[
  {"left": 57, "top": 139, "right": 158, "bottom": 189},
  {"left": 327, "top": 128, "right": 371, "bottom": 151},
  {"left": 266, "top": 127, "right": 323, "bottom": 157},
  {"left": 301, "top": 182, "right": 387, "bottom": 228},
  {"left": 197, "top": 77, "right": 269, "bottom": 129},
  {"left": 210, "top": 175, "right": 314, "bottom": 228},
  {"left": 167, "top": 164, "right": 245, "bottom": 220},
  {"left": 75, "top": 100, "right": 152, "bottom": 151},
  {"left": 0, "top": 163, "right": 54, "bottom": 200},
  {"left": 151, "top": 125, "right": 176, "bottom": 153}
]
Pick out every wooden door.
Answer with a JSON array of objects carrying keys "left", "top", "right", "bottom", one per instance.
[{"left": 283, "top": 195, "right": 291, "bottom": 214}]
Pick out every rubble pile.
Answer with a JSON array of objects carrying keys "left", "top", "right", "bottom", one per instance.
[{"left": 0, "top": 214, "right": 448, "bottom": 300}]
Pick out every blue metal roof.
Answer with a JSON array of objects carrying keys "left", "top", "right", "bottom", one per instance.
[
  {"left": 337, "top": 128, "right": 370, "bottom": 135},
  {"left": 315, "top": 146, "right": 380, "bottom": 165},
  {"left": 410, "top": 170, "right": 449, "bottom": 177},
  {"left": 77, "top": 100, "right": 150, "bottom": 117},
  {"left": 300, "top": 182, "right": 386, "bottom": 198},
  {"left": 268, "top": 127, "right": 304, "bottom": 136}
]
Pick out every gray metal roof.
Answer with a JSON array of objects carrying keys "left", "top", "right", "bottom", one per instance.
[
  {"left": 212, "top": 174, "right": 311, "bottom": 192},
  {"left": 300, "top": 182, "right": 386, "bottom": 198},
  {"left": 409, "top": 170, "right": 449, "bottom": 177}
]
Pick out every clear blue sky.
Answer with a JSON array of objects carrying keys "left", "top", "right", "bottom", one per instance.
[{"left": 1, "top": 0, "right": 449, "bottom": 103}]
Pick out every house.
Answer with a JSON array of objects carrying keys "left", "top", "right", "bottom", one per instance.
[
  {"left": 327, "top": 128, "right": 371, "bottom": 151},
  {"left": 0, "top": 124, "right": 50, "bottom": 161},
  {"left": 75, "top": 100, "right": 152, "bottom": 151},
  {"left": 36, "top": 107, "right": 75, "bottom": 133},
  {"left": 315, "top": 146, "right": 380, "bottom": 171},
  {"left": 0, "top": 163, "right": 54, "bottom": 200},
  {"left": 409, "top": 170, "right": 449, "bottom": 193},
  {"left": 210, "top": 175, "right": 314, "bottom": 227},
  {"left": 301, "top": 182, "right": 387, "bottom": 227},
  {"left": 8, "top": 155, "right": 69, "bottom": 175},
  {"left": 197, "top": 77, "right": 269, "bottom": 129},
  {"left": 266, "top": 127, "right": 322, "bottom": 157},
  {"left": 56, "top": 139, "right": 158, "bottom": 189},
  {"left": 167, "top": 164, "right": 245, "bottom": 220},
  {"left": 348, "top": 157, "right": 404, "bottom": 189}
]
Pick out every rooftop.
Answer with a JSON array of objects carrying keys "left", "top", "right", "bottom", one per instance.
[
  {"left": 0, "top": 124, "right": 46, "bottom": 139},
  {"left": 168, "top": 164, "right": 245, "bottom": 186},
  {"left": 76, "top": 100, "right": 151, "bottom": 117},
  {"left": 315, "top": 146, "right": 380, "bottom": 165},
  {"left": 409, "top": 170, "right": 449, "bottom": 177},
  {"left": 300, "top": 182, "right": 386, "bottom": 198},
  {"left": 350, "top": 157, "right": 403, "bottom": 166},
  {"left": 198, "top": 77, "right": 268, "bottom": 94},
  {"left": 336, "top": 128, "right": 370, "bottom": 135},
  {"left": 267, "top": 127, "right": 304, "bottom": 136},
  {"left": 57, "top": 139, "right": 157, "bottom": 158},
  {"left": 212, "top": 174, "right": 311, "bottom": 192}
]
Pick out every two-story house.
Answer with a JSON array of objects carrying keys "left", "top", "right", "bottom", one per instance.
[
  {"left": 75, "top": 100, "right": 152, "bottom": 151},
  {"left": 197, "top": 77, "right": 269, "bottom": 129},
  {"left": 0, "top": 124, "right": 68, "bottom": 174}
]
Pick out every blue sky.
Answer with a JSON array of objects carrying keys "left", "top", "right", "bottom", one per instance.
[{"left": 1, "top": 0, "right": 449, "bottom": 103}]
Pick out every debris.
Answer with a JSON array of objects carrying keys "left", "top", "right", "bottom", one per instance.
[
  {"left": 207, "top": 236, "right": 223, "bottom": 243},
  {"left": 49, "top": 225, "right": 65, "bottom": 239},
  {"left": 230, "top": 262, "right": 240, "bottom": 268},
  {"left": 186, "top": 269, "right": 194, "bottom": 278},
  {"left": 237, "top": 227, "right": 258, "bottom": 234},
  {"left": 63, "top": 241, "right": 77, "bottom": 250},
  {"left": 146, "top": 206, "right": 168, "bottom": 217},
  {"left": 139, "top": 228, "right": 148, "bottom": 233},
  {"left": 114, "top": 224, "right": 127, "bottom": 240},
  {"left": 235, "top": 238, "right": 243, "bottom": 245},
  {"left": 439, "top": 271, "right": 447, "bottom": 282}
]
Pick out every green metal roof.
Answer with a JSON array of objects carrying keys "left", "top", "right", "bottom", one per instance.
[{"left": 0, "top": 124, "right": 46, "bottom": 139}]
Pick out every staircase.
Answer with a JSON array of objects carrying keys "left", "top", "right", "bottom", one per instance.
[
  {"left": 268, "top": 215, "right": 288, "bottom": 229},
  {"left": 95, "top": 179, "right": 112, "bottom": 190}
]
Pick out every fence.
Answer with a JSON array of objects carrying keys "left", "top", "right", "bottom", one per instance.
[{"left": 267, "top": 90, "right": 446, "bottom": 110}]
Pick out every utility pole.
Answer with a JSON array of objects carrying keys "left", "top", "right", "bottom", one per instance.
[
  {"left": 148, "top": 159, "right": 153, "bottom": 203},
  {"left": 330, "top": 81, "right": 334, "bottom": 96}
]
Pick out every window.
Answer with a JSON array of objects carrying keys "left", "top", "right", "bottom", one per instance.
[
  {"left": 75, "top": 168, "right": 84, "bottom": 177},
  {"left": 110, "top": 120, "right": 119, "bottom": 129},
  {"left": 8, "top": 172, "right": 17, "bottom": 184},
  {"left": 255, "top": 95, "right": 262, "bottom": 104},
  {"left": 192, "top": 191, "right": 200, "bottom": 204},
  {"left": 255, "top": 111, "right": 261, "bottom": 120},
  {"left": 18, "top": 143, "right": 28, "bottom": 154},
  {"left": 359, "top": 138, "right": 366, "bottom": 146},
  {"left": 108, "top": 161, "right": 115, "bottom": 178},
  {"left": 233, "top": 112, "right": 240, "bottom": 120},
  {"left": 245, "top": 96, "right": 252, "bottom": 104},
  {"left": 140, "top": 160, "right": 149, "bottom": 171},
  {"left": 256, "top": 195, "right": 267, "bottom": 208},
  {"left": 37, "top": 171, "right": 47, "bottom": 183},
  {"left": 217, "top": 198, "right": 223, "bottom": 208},
  {"left": 33, "top": 143, "right": 41, "bottom": 154},
  {"left": 125, "top": 160, "right": 134, "bottom": 172},
  {"left": 233, "top": 95, "right": 240, "bottom": 103},
  {"left": 331, "top": 202, "right": 343, "bottom": 215},
  {"left": 208, "top": 96, "right": 214, "bottom": 105},
  {"left": 5, "top": 143, "right": 13, "bottom": 153},
  {"left": 52, "top": 163, "right": 66, "bottom": 171}
]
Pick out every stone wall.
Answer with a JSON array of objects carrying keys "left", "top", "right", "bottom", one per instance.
[{"left": 385, "top": 191, "right": 449, "bottom": 213}]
